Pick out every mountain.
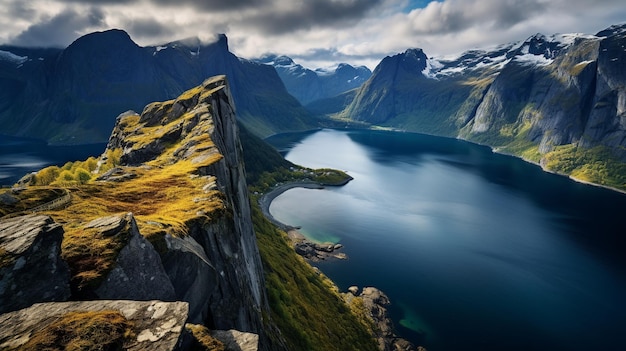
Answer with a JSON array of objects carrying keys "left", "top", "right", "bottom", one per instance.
[
  {"left": 0, "top": 76, "right": 380, "bottom": 351},
  {"left": 0, "top": 29, "right": 315, "bottom": 144},
  {"left": 255, "top": 54, "right": 371, "bottom": 105},
  {"left": 341, "top": 24, "right": 626, "bottom": 190}
]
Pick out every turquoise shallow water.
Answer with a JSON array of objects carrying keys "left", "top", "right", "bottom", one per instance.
[{"left": 267, "top": 129, "right": 626, "bottom": 351}]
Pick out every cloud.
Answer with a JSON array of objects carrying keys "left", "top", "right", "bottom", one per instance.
[
  {"left": 0, "top": 0, "right": 624, "bottom": 70},
  {"left": 151, "top": 0, "right": 269, "bottom": 11},
  {"left": 10, "top": 7, "right": 105, "bottom": 47},
  {"left": 243, "top": 0, "right": 385, "bottom": 34},
  {"left": 406, "top": 0, "right": 547, "bottom": 34}
]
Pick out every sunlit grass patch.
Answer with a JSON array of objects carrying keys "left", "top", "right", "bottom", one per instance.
[{"left": 19, "top": 310, "right": 135, "bottom": 351}]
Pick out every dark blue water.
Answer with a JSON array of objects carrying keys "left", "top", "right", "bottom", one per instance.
[
  {"left": 0, "top": 135, "right": 107, "bottom": 186},
  {"left": 267, "top": 129, "right": 626, "bottom": 351}
]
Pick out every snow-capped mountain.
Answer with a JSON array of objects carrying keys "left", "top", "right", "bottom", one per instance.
[
  {"left": 343, "top": 23, "right": 626, "bottom": 167},
  {"left": 423, "top": 32, "right": 598, "bottom": 78},
  {"left": 255, "top": 54, "right": 371, "bottom": 105}
]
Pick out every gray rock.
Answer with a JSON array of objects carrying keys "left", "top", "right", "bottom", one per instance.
[
  {"left": 0, "top": 300, "right": 189, "bottom": 351},
  {"left": 162, "top": 233, "right": 219, "bottom": 324},
  {"left": 211, "top": 329, "right": 259, "bottom": 351},
  {"left": 351, "top": 287, "right": 419, "bottom": 351},
  {"left": 94, "top": 213, "right": 176, "bottom": 301},
  {"left": 0, "top": 214, "right": 70, "bottom": 314}
]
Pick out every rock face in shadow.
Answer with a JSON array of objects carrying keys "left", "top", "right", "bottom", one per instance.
[
  {"left": 0, "top": 214, "right": 70, "bottom": 314},
  {"left": 0, "top": 30, "right": 314, "bottom": 144},
  {"left": 0, "top": 300, "right": 189, "bottom": 351},
  {"left": 93, "top": 213, "right": 177, "bottom": 301}
]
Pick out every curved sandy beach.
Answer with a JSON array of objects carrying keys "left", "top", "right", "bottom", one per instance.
[{"left": 257, "top": 181, "right": 324, "bottom": 230}]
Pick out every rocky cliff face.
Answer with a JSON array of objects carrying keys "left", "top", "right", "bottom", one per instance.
[
  {"left": 0, "top": 76, "right": 270, "bottom": 350},
  {"left": 100, "top": 75, "right": 268, "bottom": 333},
  {"left": 341, "top": 24, "right": 626, "bottom": 188},
  {"left": 0, "top": 30, "right": 314, "bottom": 144}
]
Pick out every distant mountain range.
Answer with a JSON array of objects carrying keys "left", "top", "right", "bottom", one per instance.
[
  {"left": 0, "top": 30, "right": 315, "bottom": 144},
  {"left": 336, "top": 24, "right": 626, "bottom": 189},
  {"left": 254, "top": 55, "right": 371, "bottom": 105},
  {"left": 1, "top": 25, "right": 625, "bottom": 189}
]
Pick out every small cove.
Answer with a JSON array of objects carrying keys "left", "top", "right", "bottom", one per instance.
[{"left": 267, "top": 129, "right": 626, "bottom": 351}]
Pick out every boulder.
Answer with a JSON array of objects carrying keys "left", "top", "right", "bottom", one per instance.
[
  {"left": 0, "top": 214, "right": 70, "bottom": 314},
  {"left": 0, "top": 300, "right": 189, "bottom": 351},
  {"left": 94, "top": 213, "right": 176, "bottom": 301},
  {"left": 211, "top": 329, "right": 259, "bottom": 351}
]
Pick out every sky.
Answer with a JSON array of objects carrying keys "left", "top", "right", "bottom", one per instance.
[{"left": 0, "top": 0, "right": 624, "bottom": 69}]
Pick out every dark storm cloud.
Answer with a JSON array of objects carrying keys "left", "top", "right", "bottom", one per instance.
[
  {"left": 58, "top": 0, "right": 135, "bottom": 3},
  {"left": 5, "top": 2, "right": 37, "bottom": 19},
  {"left": 247, "top": 0, "right": 385, "bottom": 34},
  {"left": 124, "top": 17, "right": 174, "bottom": 39},
  {"left": 10, "top": 7, "right": 105, "bottom": 47},
  {"left": 151, "top": 0, "right": 268, "bottom": 11}
]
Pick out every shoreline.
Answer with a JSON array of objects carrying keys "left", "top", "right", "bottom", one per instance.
[
  {"left": 257, "top": 181, "right": 325, "bottom": 231},
  {"left": 257, "top": 180, "right": 350, "bottom": 261}
]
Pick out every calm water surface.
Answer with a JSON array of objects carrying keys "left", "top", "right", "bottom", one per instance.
[
  {"left": 0, "top": 135, "right": 106, "bottom": 185},
  {"left": 267, "top": 129, "right": 626, "bottom": 351}
]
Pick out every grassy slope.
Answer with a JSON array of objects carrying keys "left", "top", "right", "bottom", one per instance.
[{"left": 240, "top": 124, "right": 378, "bottom": 350}]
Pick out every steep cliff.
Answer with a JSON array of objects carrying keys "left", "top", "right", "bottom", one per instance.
[
  {"left": 0, "top": 76, "right": 272, "bottom": 350},
  {"left": 0, "top": 30, "right": 315, "bottom": 143},
  {"left": 341, "top": 24, "right": 626, "bottom": 190}
]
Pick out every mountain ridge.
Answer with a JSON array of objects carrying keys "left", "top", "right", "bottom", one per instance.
[
  {"left": 255, "top": 54, "right": 372, "bottom": 105},
  {"left": 338, "top": 23, "right": 626, "bottom": 190},
  {"left": 0, "top": 29, "right": 316, "bottom": 144}
]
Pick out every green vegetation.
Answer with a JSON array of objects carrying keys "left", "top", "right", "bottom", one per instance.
[
  {"left": 543, "top": 144, "right": 626, "bottom": 190},
  {"left": 61, "top": 218, "right": 132, "bottom": 290},
  {"left": 240, "top": 124, "right": 376, "bottom": 350},
  {"left": 185, "top": 324, "right": 225, "bottom": 351},
  {"left": 249, "top": 167, "right": 351, "bottom": 194},
  {"left": 16, "top": 310, "right": 135, "bottom": 351},
  {"left": 253, "top": 203, "right": 377, "bottom": 351}
]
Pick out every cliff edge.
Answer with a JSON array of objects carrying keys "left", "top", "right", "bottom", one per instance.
[{"left": 1, "top": 75, "right": 270, "bottom": 350}]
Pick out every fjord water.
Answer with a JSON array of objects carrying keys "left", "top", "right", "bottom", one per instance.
[
  {"left": 0, "top": 135, "right": 106, "bottom": 185},
  {"left": 267, "top": 129, "right": 626, "bottom": 351}
]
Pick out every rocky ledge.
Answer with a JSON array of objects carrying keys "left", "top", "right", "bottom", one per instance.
[
  {"left": 0, "top": 300, "right": 189, "bottom": 351},
  {"left": 344, "top": 287, "right": 426, "bottom": 351}
]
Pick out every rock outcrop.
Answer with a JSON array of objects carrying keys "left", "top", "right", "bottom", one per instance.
[
  {"left": 0, "top": 76, "right": 270, "bottom": 350},
  {"left": 0, "top": 300, "right": 189, "bottom": 351},
  {"left": 344, "top": 287, "right": 421, "bottom": 351},
  {"left": 102, "top": 76, "right": 267, "bottom": 333},
  {"left": 0, "top": 214, "right": 70, "bottom": 314},
  {"left": 92, "top": 213, "right": 177, "bottom": 301}
]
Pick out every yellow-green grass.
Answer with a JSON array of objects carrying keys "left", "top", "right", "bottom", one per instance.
[
  {"left": 185, "top": 324, "right": 225, "bottom": 351},
  {"left": 252, "top": 203, "right": 378, "bottom": 351},
  {"left": 38, "top": 153, "right": 225, "bottom": 288},
  {"left": 542, "top": 144, "right": 626, "bottom": 190},
  {"left": 16, "top": 310, "right": 135, "bottom": 351}
]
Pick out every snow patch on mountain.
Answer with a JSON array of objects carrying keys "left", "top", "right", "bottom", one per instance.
[
  {"left": 0, "top": 50, "right": 28, "bottom": 65},
  {"left": 421, "top": 31, "right": 599, "bottom": 79}
]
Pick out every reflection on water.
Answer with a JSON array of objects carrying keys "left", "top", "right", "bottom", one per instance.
[{"left": 268, "top": 129, "right": 626, "bottom": 351}]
